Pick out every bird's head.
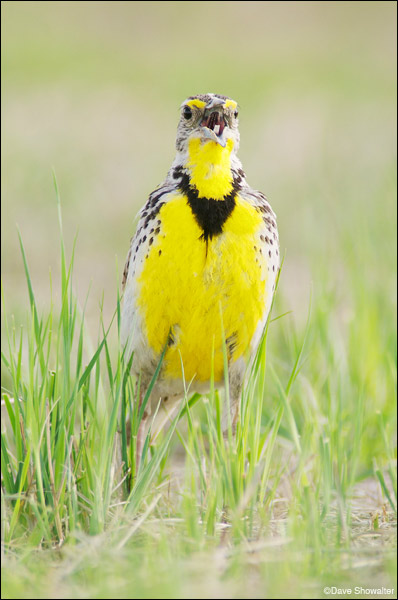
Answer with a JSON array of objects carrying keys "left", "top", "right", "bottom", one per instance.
[{"left": 176, "top": 93, "right": 240, "bottom": 155}]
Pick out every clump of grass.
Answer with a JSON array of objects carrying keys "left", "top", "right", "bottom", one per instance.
[
  {"left": 1, "top": 178, "right": 396, "bottom": 599},
  {"left": 1, "top": 176, "right": 184, "bottom": 545}
]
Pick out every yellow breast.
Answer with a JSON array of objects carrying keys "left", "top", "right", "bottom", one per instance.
[{"left": 136, "top": 193, "right": 267, "bottom": 383}]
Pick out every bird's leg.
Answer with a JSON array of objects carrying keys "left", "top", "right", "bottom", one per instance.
[
  {"left": 135, "top": 388, "right": 151, "bottom": 471},
  {"left": 222, "top": 368, "right": 243, "bottom": 439},
  {"left": 231, "top": 397, "right": 240, "bottom": 434},
  {"left": 149, "top": 395, "right": 182, "bottom": 445},
  {"left": 222, "top": 395, "right": 240, "bottom": 439}
]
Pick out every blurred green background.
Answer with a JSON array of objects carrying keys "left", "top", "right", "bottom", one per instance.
[
  {"left": 1, "top": 3, "right": 396, "bottom": 598},
  {"left": 2, "top": 0, "right": 396, "bottom": 340}
]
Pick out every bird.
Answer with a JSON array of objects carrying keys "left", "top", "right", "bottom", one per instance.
[{"left": 121, "top": 93, "right": 279, "bottom": 465}]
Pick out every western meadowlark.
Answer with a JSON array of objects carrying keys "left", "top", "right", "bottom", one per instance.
[{"left": 121, "top": 93, "right": 279, "bottom": 462}]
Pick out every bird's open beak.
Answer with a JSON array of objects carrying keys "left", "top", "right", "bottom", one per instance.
[
  {"left": 201, "top": 110, "right": 227, "bottom": 147},
  {"left": 200, "top": 97, "right": 228, "bottom": 147}
]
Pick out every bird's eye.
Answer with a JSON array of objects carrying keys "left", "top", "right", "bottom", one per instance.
[
  {"left": 234, "top": 110, "right": 239, "bottom": 119},
  {"left": 182, "top": 106, "right": 193, "bottom": 120}
]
